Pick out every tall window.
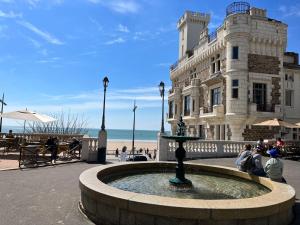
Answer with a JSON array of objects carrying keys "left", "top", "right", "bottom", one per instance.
[
  {"left": 181, "top": 28, "right": 184, "bottom": 40},
  {"left": 232, "top": 46, "right": 239, "bottom": 59},
  {"left": 211, "top": 57, "right": 216, "bottom": 73},
  {"left": 184, "top": 95, "right": 191, "bottom": 116},
  {"left": 211, "top": 54, "right": 221, "bottom": 74},
  {"left": 286, "top": 90, "right": 294, "bottom": 107},
  {"left": 232, "top": 79, "right": 239, "bottom": 98},
  {"left": 217, "top": 54, "right": 221, "bottom": 71},
  {"left": 211, "top": 87, "right": 221, "bottom": 107},
  {"left": 253, "top": 83, "right": 267, "bottom": 111},
  {"left": 199, "top": 125, "right": 205, "bottom": 139},
  {"left": 169, "top": 101, "right": 174, "bottom": 118}
]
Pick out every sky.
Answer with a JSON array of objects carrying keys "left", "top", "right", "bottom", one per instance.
[{"left": 0, "top": 0, "right": 300, "bottom": 130}]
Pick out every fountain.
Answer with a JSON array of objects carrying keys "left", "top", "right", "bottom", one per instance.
[
  {"left": 79, "top": 117, "right": 295, "bottom": 225},
  {"left": 161, "top": 116, "right": 199, "bottom": 187}
]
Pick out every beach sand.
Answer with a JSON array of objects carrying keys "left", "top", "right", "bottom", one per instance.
[{"left": 107, "top": 139, "right": 157, "bottom": 154}]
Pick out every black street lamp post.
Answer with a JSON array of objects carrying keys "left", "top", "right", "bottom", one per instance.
[
  {"left": 0, "top": 93, "right": 7, "bottom": 133},
  {"left": 132, "top": 101, "right": 137, "bottom": 156},
  {"left": 159, "top": 81, "right": 165, "bottom": 134},
  {"left": 101, "top": 76, "right": 109, "bottom": 131},
  {"left": 98, "top": 76, "right": 109, "bottom": 163}
]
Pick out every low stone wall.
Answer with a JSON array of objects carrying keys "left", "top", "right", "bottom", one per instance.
[
  {"left": 79, "top": 162, "right": 295, "bottom": 225},
  {"left": 157, "top": 137, "right": 256, "bottom": 161}
]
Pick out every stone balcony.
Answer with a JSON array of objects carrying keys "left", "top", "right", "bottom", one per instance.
[
  {"left": 200, "top": 104, "right": 225, "bottom": 118},
  {"left": 249, "top": 103, "right": 282, "bottom": 117}
]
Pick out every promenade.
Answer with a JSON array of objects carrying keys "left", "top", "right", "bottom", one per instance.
[{"left": 0, "top": 157, "right": 299, "bottom": 225}]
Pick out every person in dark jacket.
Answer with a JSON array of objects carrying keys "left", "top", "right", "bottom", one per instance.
[{"left": 46, "top": 137, "right": 58, "bottom": 164}]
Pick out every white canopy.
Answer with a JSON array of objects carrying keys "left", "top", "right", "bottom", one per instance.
[
  {"left": 253, "top": 118, "right": 299, "bottom": 129},
  {"left": 0, "top": 110, "right": 57, "bottom": 123}
]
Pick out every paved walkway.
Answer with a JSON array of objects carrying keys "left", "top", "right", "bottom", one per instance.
[{"left": 0, "top": 157, "right": 299, "bottom": 225}]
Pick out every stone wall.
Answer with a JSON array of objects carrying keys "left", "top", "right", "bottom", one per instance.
[
  {"left": 271, "top": 77, "right": 281, "bottom": 106},
  {"left": 248, "top": 54, "right": 280, "bottom": 74},
  {"left": 242, "top": 126, "right": 280, "bottom": 141}
]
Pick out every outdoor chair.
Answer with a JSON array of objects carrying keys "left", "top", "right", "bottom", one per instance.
[{"left": 67, "top": 140, "right": 82, "bottom": 159}]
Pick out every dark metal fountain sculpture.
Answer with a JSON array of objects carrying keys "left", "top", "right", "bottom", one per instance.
[{"left": 162, "top": 116, "right": 199, "bottom": 187}]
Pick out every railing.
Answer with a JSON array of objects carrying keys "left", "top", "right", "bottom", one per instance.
[
  {"left": 208, "top": 30, "right": 217, "bottom": 43},
  {"left": 157, "top": 138, "right": 256, "bottom": 161},
  {"left": 226, "top": 2, "right": 250, "bottom": 16},
  {"left": 170, "top": 60, "right": 178, "bottom": 71},
  {"left": 256, "top": 103, "right": 275, "bottom": 112},
  {"left": 0, "top": 132, "right": 83, "bottom": 142}
]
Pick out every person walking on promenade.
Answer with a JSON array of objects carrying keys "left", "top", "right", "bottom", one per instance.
[
  {"left": 115, "top": 148, "right": 119, "bottom": 158},
  {"left": 250, "top": 146, "right": 266, "bottom": 176},
  {"left": 235, "top": 144, "right": 252, "bottom": 172},
  {"left": 46, "top": 136, "right": 58, "bottom": 164},
  {"left": 120, "top": 146, "right": 127, "bottom": 162},
  {"left": 264, "top": 148, "right": 286, "bottom": 183}
]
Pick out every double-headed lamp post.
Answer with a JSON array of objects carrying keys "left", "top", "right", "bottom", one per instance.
[
  {"left": 101, "top": 76, "right": 109, "bottom": 131},
  {"left": 159, "top": 81, "right": 165, "bottom": 134}
]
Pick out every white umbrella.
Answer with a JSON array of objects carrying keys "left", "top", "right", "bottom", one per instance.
[
  {"left": 253, "top": 118, "right": 299, "bottom": 129},
  {"left": 0, "top": 109, "right": 57, "bottom": 123}
]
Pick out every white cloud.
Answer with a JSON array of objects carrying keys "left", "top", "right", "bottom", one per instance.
[
  {"left": 279, "top": 5, "right": 300, "bottom": 17},
  {"left": 104, "top": 37, "right": 125, "bottom": 45},
  {"left": 87, "top": 0, "right": 140, "bottom": 14},
  {"left": 117, "top": 24, "right": 129, "bottom": 33},
  {"left": 89, "top": 17, "right": 103, "bottom": 31},
  {"left": 156, "top": 62, "right": 171, "bottom": 67},
  {"left": 26, "top": 36, "right": 42, "bottom": 48},
  {"left": 18, "top": 20, "right": 64, "bottom": 45},
  {"left": 0, "top": 0, "right": 14, "bottom": 3},
  {"left": 0, "top": 10, "right": 22, "bottom": 18},
  {"left": 25, "top": 0, "right": 64, "bottom": 8},
  {"left": 36, "top": 57, "right": 61, "bottom": 64},
  {"left": 26, "top": 0, "right": 40, "bottom": 7}
]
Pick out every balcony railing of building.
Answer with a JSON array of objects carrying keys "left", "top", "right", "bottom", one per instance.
[
  {"left": 255, "top": 103, "right": 275, "bottom": 112},
  {"left": 170, "top": 60, "right": 179, "bottom": 71},
  {"left": 226, "top": 2, "right": 250, "bottom": 17},
  {"left": 208, "top": 30, "right": 217, "bottom": 43}
]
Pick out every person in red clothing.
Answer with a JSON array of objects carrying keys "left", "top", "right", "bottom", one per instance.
[{"left": 276, "top": 137, "right": 285, "bottom": 155}]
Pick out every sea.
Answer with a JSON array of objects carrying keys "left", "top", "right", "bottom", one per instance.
[{"left": 2, "top": 126, "right": 169, "bottom": 141}]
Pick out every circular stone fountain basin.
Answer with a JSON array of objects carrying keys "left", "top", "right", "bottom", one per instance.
[{"left": 79, "top": 162, "right": 295, "bottom": 225}]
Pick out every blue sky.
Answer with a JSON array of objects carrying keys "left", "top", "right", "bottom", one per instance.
[{"left": 0, "top": 0, "right": 300, "bottom": 130}]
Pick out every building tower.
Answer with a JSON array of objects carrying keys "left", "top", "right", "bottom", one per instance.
[{"left": 177, "top": 11, "right": 210, "bottom": 59}]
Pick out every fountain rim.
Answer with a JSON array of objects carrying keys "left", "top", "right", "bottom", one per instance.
[{"left": 79, "top": 162, "right": 295, "bottom": 220}]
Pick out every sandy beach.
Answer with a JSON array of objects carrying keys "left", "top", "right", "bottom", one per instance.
[{"left": 107, "top": 139, "right": 157, "bottom": 154}]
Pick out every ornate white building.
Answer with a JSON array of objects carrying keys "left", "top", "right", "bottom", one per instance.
[{"left": 167, "top": 2, "right": 300, "bottom": 141}]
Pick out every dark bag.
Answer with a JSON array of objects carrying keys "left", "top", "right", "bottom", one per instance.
[{"left": 240, "top": 155, "right": 253, "bottom": 171}]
